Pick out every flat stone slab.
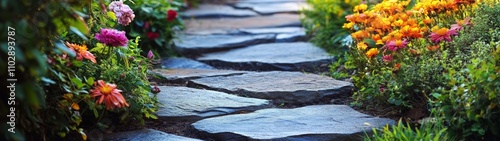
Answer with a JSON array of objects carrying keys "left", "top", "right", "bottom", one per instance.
[
  {"left": 197, "top": 42, "right": 333, "bottom": 72},
  {"left": 161, "top": 58, "right": 214, "bottom": 69},
  {"left": 276, "top": 32, "right": 306, "bottom": 42},
  {"left": 192, "top": 105, "right": 396, "bottom": 141},
  {"left": 234, "top": 0, "right": 306, "bottom": 3},
  {"left": 238, "top": 27, "right": 305, "bottom": 34},
  {"left": 184, "top": 14, "right": 301, "bottom": 34},
  {"left": 152, "top": 69, "right": 247, "bottom": 84},
  {"left": 233, "top": 2, "right": 310, "bottom": 15},
  {"left": 174, "top": 34, "right": 275, "bottom": 56},
  {"left": 188, "top": 71, "right": 353, "bottom": 104},
  {"left": 155, "top": 86, "right": 271, "bottom": 120},
  {"left": 104, "top": 128, "right": 202, "bottom": 141},
  {"left": 182, "top": 4, "right": 258, "bottom": 18}
]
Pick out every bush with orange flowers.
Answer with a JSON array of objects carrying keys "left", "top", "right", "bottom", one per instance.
[{"left": 340, "top": 0, "right": 500, "bottom": 140}]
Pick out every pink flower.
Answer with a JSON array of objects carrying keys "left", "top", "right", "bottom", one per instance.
[
  {"left": 429, "top": 28, "right": 458, "bottom": 43},
  {"left": 450, "top": 17, "right": 471, "bottom": 31},
  {"left": 95, "top": 28, "right": 129, "bottom": 47},
  {"left": 167, "top": 9, "right": 178, "bottom": 22},
  {"left": 147, "top": 50, "right": 154, "bottom": 59},
  {"left": 386, "top": 39, "right": 408, "bottom": 52},
  {"left": 382, "top": 54, "right": 393, "bottom": 63},
  {"left": 109, "top": 0, "right": 135, "bottom": 26}
]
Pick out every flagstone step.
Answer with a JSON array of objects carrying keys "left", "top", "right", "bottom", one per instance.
[
  {"left": 192, "top": 105, "right": 395, "bottom": 141},
  {"left": 181, "top": 4, "right": 258, "bottom": 18},
  {"left": 232, "top": 1, "right": 310, "bottom": 15},
  {"left": 152, "top": 69, "right": 247, "bottom": 84},
  {"left": 174, "top": 34, "right": 275, "bottom": 56},
  {"left": 104, "top": 128, "right": 202, "bottom": 141},
  {"left": 160, "top": 58, "right": 214, "bottom": 69},
  {"left": 197, "top": 42, "right": 333, "bottom": 72},
  {"left": 187, "top": 71, "right": 353, "bottom": 104},
  {"left": 155, "top": 86, "right": 271, "bottom": 120}
]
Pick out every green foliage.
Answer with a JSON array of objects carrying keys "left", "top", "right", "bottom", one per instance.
[
  {"left": 434, "top": 4, "right": 500, "bottom": 139},
  {"left": 124, "top": 0, "right": 184, "bottom": 57},
  {"left": 365, "top": 118, "right": 450, "bottom": 141},
  {"left": 302, "top": 0, "right": 361, "bottom": 54}
]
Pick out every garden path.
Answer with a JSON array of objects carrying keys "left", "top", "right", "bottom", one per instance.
[{"left": 105, "top": 1, "right": 395, "bottom": 140}]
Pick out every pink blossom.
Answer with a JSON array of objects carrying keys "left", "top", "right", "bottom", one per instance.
[
  {"left": 147, "top": 50, "right": 154, "bottom": 59},
  {"left": 450, "top": 17, "right": 471, "bottom": 31},
  {"left": 95, "top": 28, "right": 129, "bottom": 47},
  {"left": 429, "top": 28, "right": 458, "bottom": 43},
  {"left": 382, "top": 54, "right": 393, "bottom": 63},
  {"left": 109, "top": 0, "right": 135, "bottom": 26},
  {"left": 386, "top": 40, "right": 408, "bottom": 52}
]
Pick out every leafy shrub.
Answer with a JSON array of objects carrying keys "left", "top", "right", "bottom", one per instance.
[
  {"left": 1, "top": 0, "right": 167, "bottom": 140},
  {"left": 302, "top": 0, "right": 361, "bottom": 54},
  {"left": 124, "top": 0, "right": 184, "bottom": 57},
  {"left": 434, "top": 2, "right": 500, "bottom": 139},
  {"left": 344, "top": 0, "right": 477, "bottom": 111}
]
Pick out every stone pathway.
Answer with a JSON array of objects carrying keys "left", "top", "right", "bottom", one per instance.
[{"left": 106, "top": 1, "right": 395, "bottom": 140}]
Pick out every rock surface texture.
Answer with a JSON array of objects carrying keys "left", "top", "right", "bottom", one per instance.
[
  {"left": 192, "top": 105, "right": 396, "bottom": 141},
  {"left": 155, "top": 86, "right": 271, "bottom": 120},
  {"left": 188, "top": 71, "right": 353, "bottom": 104}
]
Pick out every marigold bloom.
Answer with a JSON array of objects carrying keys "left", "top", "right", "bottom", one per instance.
[
  {"left": 354, "top": 4, "right": 368, "bottom": 13},
  {"left": 65, "top": 42, "right": 96, "bottom": 63},
  {"left": 357, "top": 42, "right": 368, "bottom": 50},
  {"left": 429, "top": 27, "right": 458, "bottom": 43},
  {"left": 90, "top": 80, "right": 129, "bottom": 110},
  {"left": 109, "top": 0, "right": 135, "bottom": 26},
  {"left": 366, "top": 48, "right": 379, "bottom": 58},
  {"left": 167, "top": 9, "right": 178, "bottom": 21},
  {"left": 95, "top": 28, "right": 128, "bottom": 47}
]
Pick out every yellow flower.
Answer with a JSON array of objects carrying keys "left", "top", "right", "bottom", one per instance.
[
  {"left": 357, "top": 42, "right": 368, "bottom": 50},
  {"left": 366, "top": 48, "right": 379, "bottom": 58},
  {"left": 342, "top": 22, "right": 355, "bottom": 29},
  {"left": 354, "top": 4, "right": 368, "bottom": 13}
]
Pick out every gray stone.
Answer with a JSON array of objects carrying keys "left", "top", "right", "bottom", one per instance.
[
  {"left": 104, "top": 128, "right": 202, "bottom": 141},
  {"left": 238, "top": 27, "right": 305, "bottom": 34},
  {"left": 234, "top": 0, "right": 306, "bottom": 3},
  {"left": 182, "top": 4, "right": 258, "bottom": 18},
  {"left": 188, "top": 71, "right": 353, "bottom": 104},
  {"left": 152, "top": 69, "right": 248, "bottom": 84},
  {"left": 155, "top": 86, "right": 271, "bottom": 120},
  {"left": 197, "top": 42, "right": 333, "bottom": 72},
  {"left": 174, "top": 34, "right": 275, "bottom": 56},
  {"left": 276, "top": 32, "right": 307, "bottom": 42},
  {"left": 233, "top": 2, "right": 310, "bottom": 15},
  {"left": 184, "top": 14, "right": 302, "bottom": 33},
  {"left": 161, "top": 58, "right": 214, "bottom": 69},
  {"left": 192, "top": 105, "right": 396, "bottom": 141}
]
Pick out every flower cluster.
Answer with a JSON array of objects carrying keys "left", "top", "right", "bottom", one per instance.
[
  {"left": 109, "top": 0, "right": 135, "bottom": 26},
  {"left": 344, "top": 0, "right": 475, "bottom": 61},
  {"left": 95, "top": 28, "right": 129, "bottom": 47}
]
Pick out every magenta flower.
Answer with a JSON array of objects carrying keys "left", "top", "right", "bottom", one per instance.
[
  {"left": 450, "top": 17, "right": 471, "bottom": 32},
  {"left": 386, "top": 39, "right": 408, "bottom": 52},
  {"left": 109, "top": 0, "right": 135, "bottom": 26},
  {"left": 382, "top": 54, "right": 393, "bottom": 63},
  {"left": 147, "top": 50, "right": 154, "bottom": 59},
  {"left": 95, "top": 28, "right": 128, "bottom": 47},
  {"left": 429, "top": 28, "right": 458, "bottom": 43}
]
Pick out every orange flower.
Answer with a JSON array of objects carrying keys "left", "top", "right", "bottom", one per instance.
[
  {"left": 427, "top": 45, "right": 440, "bottom": 51},
  {"left": 90, "top": 80, "right": 129, "bottom": 110},
  {"left": 393, "top": 63, "right": 401, "bottom": 71},
  {"left": 65, "top": 42, "right": 97, "bottom": 63},
  {"left": 357, "top": 42, "right": 368, "bottom": 50},
  {"left": 366, "top": 48, "right": 379, "bottom": 58}
]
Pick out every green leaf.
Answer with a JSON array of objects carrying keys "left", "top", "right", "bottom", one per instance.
[
  {"left": 55, "top": 40, "right": 76, "bottom": 57},
  {"left": 41, "top": 77, "right": 56, "bottom": 85},
  {"left": 107, "top": 11, "right": 117, "bottom": 20},
  {"left": 363, "top": 38, "right": 376, "bottom": 47},
  {"left": 406, "top": 0, "right": 417, "bottom": 10},
  {"left": 70, "top": 77, "right": 84, "bottom": 89},
  {"left": 87, "top": 77, "right": 95, "bottom": 86},
  {"left": 69, "top": 26, "right": 89, "bottom": 41}
]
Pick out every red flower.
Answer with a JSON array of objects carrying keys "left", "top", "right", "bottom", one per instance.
[
  {"left": 90, "top": 80, "right": 129, "bottom": 110},
  {"left": 146, "top": 32, "right": 159, "bottom": 39},
  {"left": 167, "top": 9, "right": 177, "bottom": 22}
]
